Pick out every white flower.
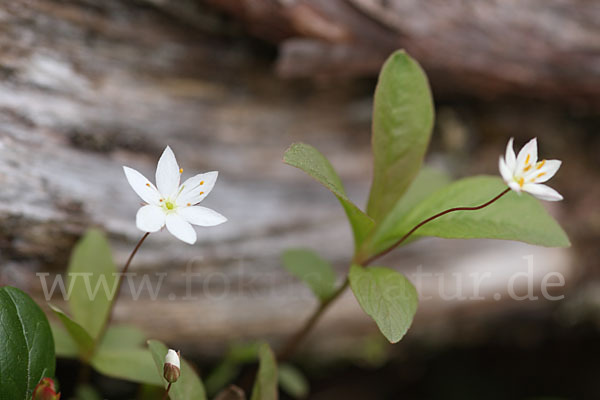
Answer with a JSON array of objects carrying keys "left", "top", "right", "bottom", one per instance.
[
  {"left": 165, "top": 349, "right": 180, "bottom": 369},
  {"left": 499, "top": 138, "right": 563, "bottom": 201},
  {"left": 123, "top": 146, "right": 227, "bottom": 244}
]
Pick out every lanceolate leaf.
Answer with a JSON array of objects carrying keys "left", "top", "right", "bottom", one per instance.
[
  {"left": 367, "top": 175, "right": 570, "bottom": 255},
  {"left": 251, "top": 343, "right": 278, "bottom": 400},
  {"left": 367, "top": 50, "right": 435, "bottom": 222},
  {"left": 148, "top": 339, "right": 207, "bottom": 400},
  {"left": 50, "top": 305, "right": 94, "bottom": 361},
  {"left": 349, "top": 265, "right": 418, "bottom": 343},
  {"left": 91, "top": 348, "right": 163, "bottom": 386},
  {"left": 283, "top": 142, "right": 374, "bottom": 248},
  {"left": 282, "top": 249, "right": 336, "bottom": 301},
  {"left": 0, "top": 287, "right": 55, "bottom": 400},
  {"left": 90, "top": 325, "right": 159, "bottom": 385},
  {"left": 67, "top": 229, "right": 118, "bottom": 340},
  {"left": 50, "top": 321, "right": 79, "bottom": 359}
]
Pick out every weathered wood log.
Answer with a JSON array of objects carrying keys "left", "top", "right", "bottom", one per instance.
[
  {"left": 204, "top": 0, "right": 600, "bottom": 106},
  {"left": 0, "top": 0, "right": 583, "bottom": 357}
]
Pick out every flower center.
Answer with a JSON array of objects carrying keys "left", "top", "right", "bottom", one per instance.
[{"left": 165, "top": 201, "right": 175, "bottom": 210}]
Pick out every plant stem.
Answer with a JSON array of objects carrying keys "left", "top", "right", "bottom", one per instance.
[
  {"left": 162, "top": 383, "right": 172, "bottom": 400},
  {"left": 278, "top": 278, "right": 349, "bottom": 362},
  {"left": 361, "top": 187, "right": 510, "bottom": 265},
  {"left": 97, "top": 232, "right": 150, "bottom": 342},
  {"left": 277, "top": 187, "right": 510, "bottom": 359}
]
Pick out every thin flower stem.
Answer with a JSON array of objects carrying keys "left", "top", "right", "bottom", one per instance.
[
  {"left": 277, "top": 187, "right": 510, "bottom": 360},
  {"left": 162, "top": 383, "right": 172, "bottom": 400},
  {"left": 97, "top": 232, "right": 150, "bottom": 342},
  {"left": 360, "top": 187, "right": 511, "bottom": 266}
]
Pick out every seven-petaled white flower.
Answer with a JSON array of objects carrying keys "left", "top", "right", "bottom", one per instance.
[
  {"left": 499, "top": 137, "right": 563, "bottom": 201},
  {"left": 123, "top": 146, "right": 227, "bottom": 244}
]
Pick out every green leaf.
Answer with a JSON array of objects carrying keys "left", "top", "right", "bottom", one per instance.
[
  {"left": 282, "top": 249, "right": 336, "bottom": 301},
  {"left": 278, "top": 364, "right": 309, "bottom": 399},
  {"left": 67, "top": 229, "right": 118, "bottom": 340},
  {"left": 97, "top": 324, "right": 146, "bottom": 351},
  {"left": 0, "top": 286, "right": 56, "bottom": 400},
  {"left": 251, "top": 343, "right": 278, "bottom": 400},
  {"left": 359, "top": 166, "right": 450, "bottom": 258},
  {"left": 349, "top": 265, "right": 418, "bottom": 343},
  {"left": 49, "top": 305, "right": 94, "bottom": 361},
  {"left": 283, "top": 142, "right": 374, "bottom": 248},
  {"left": 368, "top": 175, "right": 570, "bottom": 255},
  {"left": 367, "top": 50, "right": 435, "bottom": 222},
  {"left": 50, "top": 321, "right": 79, "bottom": 359},
  {"left": 148, "top": 339, "right": 207, "bottom": 400},
  {"left": 91, "top": 348, "right": 163, "bottom": 386}
]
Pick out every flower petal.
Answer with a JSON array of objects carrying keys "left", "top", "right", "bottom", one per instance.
[
  {"left": 522, "top": 183, "right": 563, "bottom": 201},
  {"left": 166, "top": 213, "right": 197, "bottom": 244},
  {"left": 516, "top": 137, "right": 538, "bottom": 169},
  {"left": 175, "top": 171, "right": 218, "bottom": 206},
  {"left": 178, "top": 206, "right": 227, "bottom": 227},
  {"left": 498, "top": 156, "right": 513, "bottom": 184},
  {"left": 505, "top": 137, "right": 516, "bottom": 171},
  {"left": 156, "top": 146, "right": 181, "bottom": 197},
  {"left": 136, "top": 205, "right": 166, "bottom": 232},
  {"left": 123, "top": 166, "right": 162, "bottom": 205},
  {"left": 525, "top": 159, "right": 561, "bottom": 183},
  {"left": 508, "top": 180, "right": 522, "bottom": 193}
]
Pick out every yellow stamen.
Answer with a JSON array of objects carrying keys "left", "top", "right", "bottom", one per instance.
[
  {"left": 518, "top": 177, "right": 524, "bottom": 187},
  {"left": 536, "top": 160, "right": 546, "bottom": 169},
  {"left": 200, "top": 191, "right": 204, "bottom": 195},
  {"left": 159, "top": 199, "right": 163, "bottom": 202},
  {"left": 537, "top": 172, "right": 546, "bottom": 179},
  {"left": 187, "top": 203, "right": 191, "bottom": 206},
  {"left": 146, "top": 183, "right": 151, "bottom": 187},
  {"left": 200, "top": 181, "right": 204, "bottom": 185},
  {"left": 525, "top": 154, "right": 530, "bottom": 164},
  {"left": 179, "top": 168, "right": 183, "bottom": 173},
  {"left": 523, "top": 165, "right": 532, "bottom": 172}
]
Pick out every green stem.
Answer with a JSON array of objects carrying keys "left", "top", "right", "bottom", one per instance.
[{"left": 277, "top": 187, "right": 510, "bottom": 360}]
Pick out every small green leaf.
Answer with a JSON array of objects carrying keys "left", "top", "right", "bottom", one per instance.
[
  {"left": 49, "top": 305, "right": 94, "bottom": 360},
  {"left": 282, "top": 249, "right": 336, "bottom": 301},
  {"left": 148, "top": 339, "right": 207, "bottom": 400},
  {"left": 278, "top": 364, "right": 309, "bottom": 399},
  {"left": 50, "top": 321, "right": 79, "bottom": 359},
  {"left": 67, "top": 229, "right": 118, "bottom": 340},
  {"left": 367, "top": 50, "right": 435, "bottom": 222},
  {"left": 369, "top": 175, "right": 570, "bottom": 255},
  {"left": 251, "top": 343, "right": 278, "bottom": 400},
  {"left": 349, "top": 265, "right": 418, "bottom": 343},
  {"left": 91, "top": 348, "right": 163, "bottom": 386},
  {"left": 283, "top": 142, "right": 374, "bottom": 248},
  {"left": 0, "top": 286, "right": 56, "bottom": 400}
]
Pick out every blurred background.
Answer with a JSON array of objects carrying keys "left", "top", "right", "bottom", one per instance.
[{"left": 0, "top": 0, "right": 599, "bottom": 399}]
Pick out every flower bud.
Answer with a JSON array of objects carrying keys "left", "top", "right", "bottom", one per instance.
[
  {"left": 163, "top": 349, "right": 181, "bottom": 383},
  {"left": 32, "top": 377, "right": 61, "bottom": 400}
]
